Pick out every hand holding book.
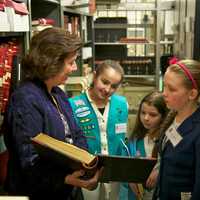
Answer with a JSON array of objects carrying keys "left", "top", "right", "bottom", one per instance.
[{"left": 64, "top": 167, "right": 104, "bottom": 190}]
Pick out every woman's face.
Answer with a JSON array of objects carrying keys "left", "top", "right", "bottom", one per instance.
[
  {"left": 51, "top": 52, "right": 78, "bottom": 86},
  {"left": 140, "top": 102, "right": 162, "bottom": 131},
  {"left": 163, "top": 69, "right": 192, "bottom": 111},
  {"left": 92, "top": 67, "right": 122, "bottom": 101}
]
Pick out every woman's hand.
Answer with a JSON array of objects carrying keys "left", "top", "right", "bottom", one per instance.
[
  {"left": 64, "top": 167, "right": 103, "bottom": 191},
  {"left": 146, "top": 168, "right": 158, "bottom": 189}
]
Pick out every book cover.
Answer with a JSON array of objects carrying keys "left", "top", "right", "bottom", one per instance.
[
  {"left": 98, "top": 154, "right": 157, "bottom": 183},
  {"left": 31, "top": 133, "right": 98, "bottom": 177},
  {"left": 31, "top": 133, "right": 157, "bottom": 182}
]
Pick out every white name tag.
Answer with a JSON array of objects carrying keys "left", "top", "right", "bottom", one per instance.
[
  {"left": 115, "top": 123, "right": 127, "bottom": 134},
  {"left": 165, "top": 126, "right": 183, "bottom": 147},
  {"left": 181, "top": 192, "right": 192, "bottom": 200}
]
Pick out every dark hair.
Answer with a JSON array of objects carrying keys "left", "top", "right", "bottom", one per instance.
[
  {"left": 130, "top": 91, "right": 168, "bottom": 157},
  {"left": 22, "top": 27, "right": 82, "bottom": 80},
  {"left": 95, "top": 60, "right": 124, "bottom": 83}
]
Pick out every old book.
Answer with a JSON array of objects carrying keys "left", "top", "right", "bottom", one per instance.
[
  {"left": 31, "top": 133, "right": 157, "bottom": 183},
  {"left": 31, "top": 133, "right": 98, "bottom": 175}
]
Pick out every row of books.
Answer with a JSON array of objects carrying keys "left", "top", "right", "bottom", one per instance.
[
  {"left": 0, "top": 41, "right": 19, "bottom": 113},
  {"left": 122, "top": 59, "right": 154, "bottom": 75},
  {"left": 64, "top": 15, "right": 81, "bottom": 37},
  {"left": 95, "top": 59, "right": 155, "bottom": 75},
  {"left": 123, "top": 64, "right": 155, "bottom": 75}
]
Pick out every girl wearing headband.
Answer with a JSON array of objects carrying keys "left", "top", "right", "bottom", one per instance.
[{"left": 153, "top": 59, "right": 200, "bottom": 200}]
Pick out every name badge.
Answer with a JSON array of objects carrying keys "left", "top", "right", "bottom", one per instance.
[
  {"left": 115, "top": 123, "right": 127, "bottom": 134},
  {"left": 165, "top": 126, "right": 183, "bottom": 147},
  {"left": 181, "top": 192, "right": 191, "bottom": 200}
]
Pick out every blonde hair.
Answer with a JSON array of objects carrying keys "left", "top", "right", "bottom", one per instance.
[{"left": 168, "top": 59, "right": 200, "bottom": 94}]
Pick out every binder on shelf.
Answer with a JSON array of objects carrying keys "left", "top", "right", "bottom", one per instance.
[{"left": 31, "top": 133, "right": 157, "bottom": 183}]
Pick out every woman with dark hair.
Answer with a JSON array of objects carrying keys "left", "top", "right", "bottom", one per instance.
[{"left": 4, "top": 27, "right": 100, "bottom": 200}]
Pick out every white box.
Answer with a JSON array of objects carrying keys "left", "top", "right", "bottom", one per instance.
[
  {"left": 82, "top": 47, "right": 92, "bottom": 59},
  {"left": 0, "top": 11, "right": 10, "bottom": 31},
  {"left": 5, "top": 7, "right": 29, "bottom": 32}
]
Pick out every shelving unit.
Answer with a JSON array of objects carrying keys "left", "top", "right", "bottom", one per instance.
[
  {"left": 61, "top": 6, "right": 94, "bottom": 76},
  {"left": 29, "top": 0, "right": 61, "bottom": 27},
  {"left": 27, "top": 0, "right": 61, "bottom": 39},
  {"left": 94, "top": 0, "right": 176, "bottom": 89},
  {"left": 94, "top": 0, "right": 177, "bottom": 134},
  {"left": 0, "top": 0, "right": 30, "bottom": 122},
  {"left": 0, "top": 0, "right": 95, "bottom": 107},
  {"left": 28, "top": 0, "right": 95, "bottom": 76}
]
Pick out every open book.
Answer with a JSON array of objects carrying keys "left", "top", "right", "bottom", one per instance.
[{"left": 31, "top": 133, "right": 157, "bottom": 183}]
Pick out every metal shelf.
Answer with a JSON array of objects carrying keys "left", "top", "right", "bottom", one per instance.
[
  {"left": 35, "top": 0, "right": 60, "bottom": 4},
  {"left": 94, "top": 23, "right": 153, "bottom": 29},
  {"left": 160, "top": 41, "right": 175, "bottom": 45},
  {"left": 0, "top": 32, "right": 25, "bottom": 37},
  {"left": 62, "top": 7, "right": 92, "bottom": 16},
  {"left": 84, "top": 40, "right": 93, "bottom": 45},
  {"left": 95, "top": 42, "right": 156, "bottom": 45},
  {"left": 64, "top": 3, "right": 89, "bottom": 8}
]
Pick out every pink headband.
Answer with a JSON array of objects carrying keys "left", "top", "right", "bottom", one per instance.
[{"left": 169, "top": 57, "right": 198, "bottom": 89}]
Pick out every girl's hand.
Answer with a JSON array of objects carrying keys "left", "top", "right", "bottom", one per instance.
[
  {"left": 129, "top": 183, "right": 143, "bottom": 200},
  {"left": 146, "top": 168, "right": 158, "bottom": 189}
]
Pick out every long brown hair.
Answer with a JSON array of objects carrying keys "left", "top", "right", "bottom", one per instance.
[{"left": 129, "top": 91, "right": 169, "bottom": 157}]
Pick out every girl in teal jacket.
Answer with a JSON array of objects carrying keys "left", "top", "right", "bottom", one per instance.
[{"left": 119, "top": 91, "right": 168, "bottom": 200}]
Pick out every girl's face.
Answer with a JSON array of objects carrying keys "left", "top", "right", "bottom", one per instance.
[
  {"left": 140, "top": 102, "right": 162, "bottom": 131},
  {"left": 163, "top": 69, "right": 192, "bottom": 111},
  {"left": 92, "top": 67, "right": 122, "bottom": 101}
]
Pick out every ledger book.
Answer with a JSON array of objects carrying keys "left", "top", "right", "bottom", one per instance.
[{"left": 31, "top": 133, "right": 157, "bottom": 183}]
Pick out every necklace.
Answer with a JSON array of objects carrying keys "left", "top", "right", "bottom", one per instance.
[{"left": 51, "top": 94, "right": 73, "bottom": 144}]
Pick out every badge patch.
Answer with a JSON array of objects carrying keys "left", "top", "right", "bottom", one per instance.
[
  {"left": 75, "top": 106, "right": 89, "bottom": 114},
  {"left": 74, "top": 99, "right": 85, "bottom": 107},
  {"left": 80, "top": 118, "right": 91, "bottom": 123},
  {"left": 76, "top": 110, "right": 91, "bottom": 118}
]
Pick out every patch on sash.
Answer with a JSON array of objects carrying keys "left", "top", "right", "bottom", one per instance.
[
  {"left": 75, "top": 106, "right": 89, "bottom": 114},
  {"left": 80, "top": 118, "right": 91, "bottom": 123},
  {"left": 74, "top": 99, "right": 85, "bottom": 107},
  {"left": 76, "top": 110, "right": 91, "bottom": 118}
]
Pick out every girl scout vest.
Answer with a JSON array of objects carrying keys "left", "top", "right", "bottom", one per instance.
[{"left": 69, "top": 93, "right": 128, "bottom": 155}]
